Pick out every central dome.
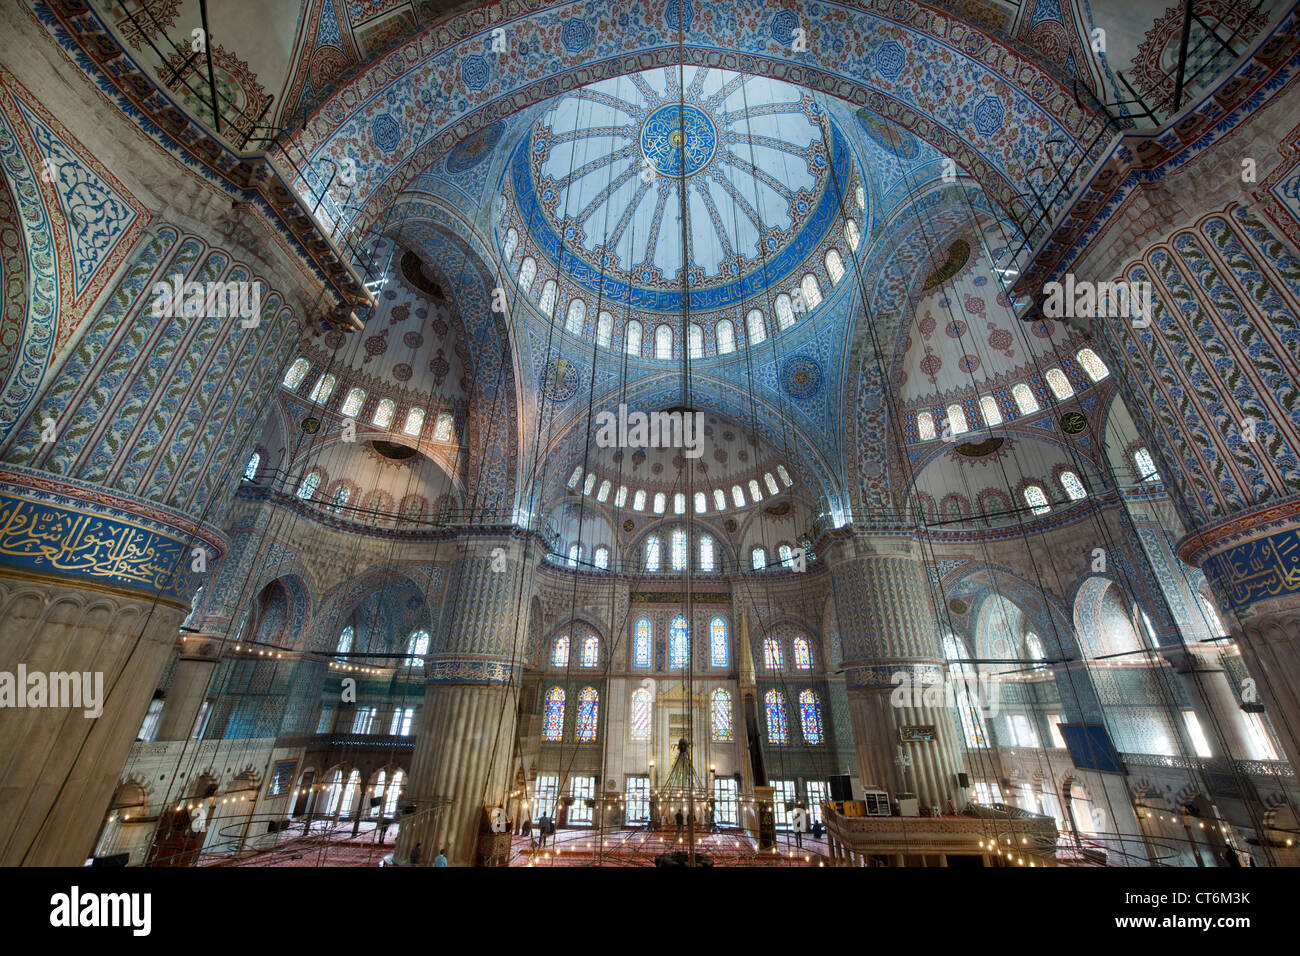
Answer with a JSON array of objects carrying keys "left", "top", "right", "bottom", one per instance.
[{"left": 640, "top": 104, "right": 717, "bottom": 178}]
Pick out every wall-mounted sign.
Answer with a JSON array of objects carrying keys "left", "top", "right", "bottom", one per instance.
[
  {"left": 899, "top": 725, "right": 937, "bottom": 742},
  {"left": 1059, "top": 411, "right": 1088, "bottom": 435},
  {"left": 301, "top": 416, "right": 321, "bottom": 434}
]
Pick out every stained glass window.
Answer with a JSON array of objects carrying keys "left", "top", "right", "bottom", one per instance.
[
  {"left": 584, "top": 473, "right": 597, "bottom": 496},
  {"left": 1012, "top": 383, "right": 1039, "bottom": 414},
  {"left": 947, "top": 403, "right": 969, "bottom": 435},
  {"left": 694, "top": 491, "right": 707, "bottom": 514},
  {"left": 799, "top": 689, "right": 824, "bottom": 744},
  {"left": 749, "top": 479, "right": 763, "bottom": 502},
  {"left": 653, "top": 493, "right": 666, "bottom": 515},
  {"left": 855, "top": 184, "right": 866, "bottom": 209},
  {"left": 552, "top": 635, "right": 570, "bottom": 667},
  {"left": 518, "top": 257, "right": 536, "bottom": 293},
  {"left": 327, "top": 484, "right": 351, "bottom": 513},
  {"left": 372, "top": 398, "right": 395, "bottom": 428},
  {"left": 576, "top": 687, "right": 599, "bottom": 742},
  {"left": 775, "top": 295, "right": 794, "bottom": 329},
  {"left": 296, "top": 471, "right": 321, "bottom": 500},
  {"left": 711, "top": 688, "right": 733, "bottom": 741},
  {"left": 633, "top": 490, "right": 646, "bottom": 511},
  {"left": 633, "top": 619, "right": 651, "bottom": 667},
  {"left": 243, "top": 451, "right": 260, "bottom": 481},
  {"left": 751, "top": 547, "right": 767, "bottom": 570},
  {"left": 580, "top": 635, "right": 599, "bottom": 668},
  {"left": 1024, "top": 484, "right": 1050, "bottom": 515},
  {"left": 597, "top": 311, "right": 613, "bottom": 347},
  {"left": 669, "top": 615, "right": 689, "bottom": 669},
  {"left": 1045, "top": 368, "right": 1074, "bottom": 399},
  {"left": 713, "top": 489, "right": 727, "bottom": 511},
  {"left": 567, "top": 543, "right": 581, "bottom": 567},
  {"left": 502, "top": 228, "right": 518, "bottom": 261},
  {"left": 917, "top": 411, "right": 936, "bottom": 440},
  {"left": 567, "top": 466, "right": 583, "bottom": 489},
  {"left": 674, "top": 493, "right": 686, "bottom": 515},
  {"left": 671, "top": 528, "right": 687, "bottom": 570},
  {"left": 846, "top": 218, "right": 861, "bottom": 251},
  {"left": 433, "top": 412, "right": 454, "bottom": 442},
  {"left": 645, "top": 536, "right": 661, "bottom": 572},
  {"left": 626, "top": 320, "right": 642, "bottom": 356},
  {"left": 710, "top": 616, "right": 728, "bottom": 667},
  {"left": 310, "top": 374, "right": 336, "bottom": 403},
  {"left": 793, "top": 636, "right": 812, "bottom": 670},
  {"left": 615, "top": 485, "right": 628, "bottom": 508},
  {"left": 402, "top": 407, "right": 425, "bottom": 436},
  {"left": 566, "top": 298, "right": 585, "bottom": 334},
  {"left": 597, "top": 480, "right": 611, "bottom": 502},
  {"left": 1076, "top": 348, "right": 1110, "bottom": 381},
  {"left": 689, "top": 324, "right": 704, "bottom": 358},
  {"left": 765, "top": 689, "right": 789, "bottom": 744},
  {"left": 341, "top": 387, "right": 366, "bottom": 418},
  {"left": 594, "top": 546, "right": 609, "bottom": 570},
  {"left": 764, "top": 637, "right": 784, "bottom": 670},
  {"left": 655, "top": 324, "right": 673, "bottom": 359},
  {"left": 336, "top": 626, "right": 354, "bottom": 655},
  {"left": 778, "top": 544, "right": 794, "bottom": 568},
  {"left": 777, "top": 464, "right": 793, "bottom": 487},
  {"left": 1134, "top": 447, "right": 1159, "bottom": 482},
  {"left": 1025, "top": 632, "right": 1046, "bottom": 660},
  {"left": 283, "top": 358, "right": 309, "bottom": 390},
  {"left": 406, "top": 629, "right": 429, "bottom": 658},
  {"left": 732, "top": 485, "right": 746, "bottom": 507},
  {"left": 1060, "top": 470, "right": 1087, "bottom": 500},
  {"left": 699, "top": 535, "right": 715, "bottom": 573},
  {"left": 826, "top": 249, "right": 845, "bottom": 284},
  {"left": 979, "top": 396, "right": 1003, "bottom": 427},
  {"left": 630, "top": 688, "right": 651, "bottom": 739},
  {"left": 762, "top": 472, "right": 777, "bottom": 495},
  {"left": 717, "top": 319, "right": 735, "bottom": 354},
  {"left": 542, "top": 687, "right": 565, "bottom": 741},
  {"left": 801, "top": 274, "right": 823, "bottom": 309},
  {"left": 539, "top": 280, "right": 558, "bottom": 315},
  {"left": 747, "top": 309, "right": 766, "bottom": 344}
]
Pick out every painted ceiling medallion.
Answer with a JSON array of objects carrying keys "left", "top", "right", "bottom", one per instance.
[{"left": 641, "top": 104, "right": 717, "bottom": 177}]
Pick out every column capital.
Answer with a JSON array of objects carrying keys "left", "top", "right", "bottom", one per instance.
[{"left": 1177, "top": 498, "right": 1300, "bottom": 614}]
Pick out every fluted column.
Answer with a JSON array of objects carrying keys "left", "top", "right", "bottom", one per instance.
[
  {"left": 156, "top": 638, "right": 221, "bottom": 741},
  {"left": 825, "top": 532, "right": 966, "bottom": 809},
  {"left": 396, "top": 534, "right": 537, "bottom": 865}
]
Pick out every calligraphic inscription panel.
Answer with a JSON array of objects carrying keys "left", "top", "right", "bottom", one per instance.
[{"left": 1203, "top": 527, "right": 1300, "bottom": 609}]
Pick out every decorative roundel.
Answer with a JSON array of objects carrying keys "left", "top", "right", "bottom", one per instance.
[
  {"left": 371, "top": 114, "right": 402, "bottom": 154},
  {"left": 403, "top": 331, "right": 424, "bottom": 349},
  {"left": 392, "top": 363, "right": 413, "bottom": 381},
  {"left": 446, "top": 121, "right": 504, "bottom": 173},
  {"left": 623, "top": 519, "right": 635, "bottom": 533},
  {"left": 324, "top": 331, "right": 346, "bottom": 350},
  {"left": 641, "top": 104, "right": 717, "bottom": 178},
  {"left": 540, "top": 358, "right": 580, "bottom": 402},
  {"left": 781, "top": 355, "right": 823, "bottom": 399}
]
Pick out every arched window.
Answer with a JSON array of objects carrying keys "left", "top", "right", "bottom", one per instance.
[
  {"left": 825, "top": 249, "right": 845, "bottom": 285},
  {"left": 296, "top": 471, "right": 321, "bottom": 500},
  {"left": 283, "top": 358, "right": 309, "bottom": 390},
  {"left": 716, "top": 319, "right": 735, "bottom": 354},
  {"left": 597, "top": 480, "right": 611, "bottom": 503},
  {"left": 979, "top": 395, "right": 1002, "bottom": 427},
  {"left": 799, "top": 689, "right": 824, "bottom": 745},
  {"left": 567, "top": 466, "right": 583, "bottom": 489},
  {"left": 406, "top": 629, "right": 430, "bottom": 658},
  {"left": 243, "top": 451, "right": 260, "bottom": 481},
  {"left": 801, "top": 274, "right": 823, "bottom": 309},
  {"left": 775, "top": 295, "right": 795, "bottom": 329},
  {"left": 1025, "top": 632, "right": 1046, "bottom": 660},
  {"left": 942, "top": 634, "right": 988, "bottom": 748},
  {"left": 502, "top": 227, "right": 518, "bottom": 261},
  {"left": 567, "top": 543, "right": 581, "bottom": 567},
  {"left": 694, "top": 491, "right": 707, "bottom": 514},
  {"left": 713, "top": 489, "right": 727, "bottom": 511},
  {"left": 764, "top": 472, "right": 779, "bottom": 495},
  {"left": 615, "top": 485, "right": 628, "bottom": 508},
  {"left": 327, "top": 484, "right": 351, "bottom": 513},
  {"left": 917, "top": 411, "right": 936, "bottom": 440},
  {"left": 336, "top": 626, "right": 354, "bottom": 655},
  {"left": 947, "top": 403, "right": 969, "bottom": 435},
  {"left": 846, "top": 218, "right": 861, "bottom": 251},
  {"left": 674, "top": 492, "right": 686, "bottom": 515},
  {"left": 625, "top": 320, "right": 642, "bottom": 356},
  {"left": 552, "top": 635, "right": 570, "bottom": 667},
  {"left": 565, "top": 298, "right": 585, "bottom": 334},
  {"left": 1198, "top": 593, "right": 1225, "bottom": 636},
  {"left": 751, "top": 546, "right": 767, "bottom": 570},
  {"left": 580, "top": 635, "right": 599, "bottom": 668},
  {"left": 777, "top": 465, "right": 792, "bottom": 487},
  {"left": 764, "top": 637, "right": 784, "bottom": 670},
  {"left": 576, "top": 687, "right": 599, "bottom": 741},
  {"left": 644, "top": 535, "right": 661, "bottom": 572},
  {"left": 518, "top": 257, "right": 536, "bottom": 293},
  {"left": 710, "top": 616, "right": 728, "bottom": 667},
  {"left": 1045, "top": 368, "right": 1074, "bottom": 399},
  {"left": 669, "top": 615, "right": 690, "bottom": 669},
  {"left": 630, "top": 688, "right": 651, "bottom": 740},
  {"left": 633, "top": 489, "right": 647, "bottom": 511},
  {"left": 593, "top": 546, "right": 609, "bottom": 570},
  {"left": 542, "top": 687, "right": 565, "bottom": 741},
  {"left": 1024, "top": 484, "right": 1050, "bottom": 515},
  {"left": 793, "top": 636, "right": 813, "bottom": 670},
  {"left": 584, "top": 473, "right": 597, "bottom": 496},
  {"left": 1134, "top": 447, "right": 1159, "bottom": 482},
  {"left": 711, "top": 688, "right": 733, "bottom": 741},
  {"left": 372, "top": 398, "right": 395, "bottom": 428},
  {"left": 309, "top": 374, "right": 336, "bottom": 403},
  {"left": 596, "top": 311, "right": 613, "bottom": 347},
  {"left": 1060, "top": 470, "right": 1087, "bottom": 500},
  {"left": 778, "top": 543, "right": 794, "bottom": 568},
  {"left": 433, "top": 412, "right": 454, "bottom": 442},
  {"left": 746, "top": 309, "right": 767, "bottom": 344},
  {"left": 538, "top": 280, "right": 558, "bottom": 315},
  {"left": 671, "top": 527, "right": 687, "bottom": 570},
  {"left": 1012, "top": 383, "right": 1039, "bottom": 414},
  {"left": 748, "top": 479, "right": 763, "bottom": 502},
  {"left": 854, "top": 184, "right": 866, "bottom": 210},
  {"left": 699, "top": 535, "right": 715, "bottom": 573},
  {"left": 341, "top": 387, "right": 366, "bottom": 418},
  {"left": 732, "top": 485, "right": 746, "bottom": 508},
  {"left": 633, "top": 619, "right": 651, "bottom": 667},
  {"left": 1076, "top": 348, "right": 1110, "bottom": 381},
  {"left": 765, "top": 690, "right": 789, "bottom": 744},
  {"left": 402, "top": 407, "right": 425, "bottom": 437},
  {"left": 688, "top": 324, "right": 704, "bottom": 359},
  {"left": 383, "top": 770, "right": 405, "bottom": 815},
  {"left": 655, "top": 324, "right": 673, "bottom": 359},
  {"left": 653, "top": 493, "right": 666, "bottom": 515}
]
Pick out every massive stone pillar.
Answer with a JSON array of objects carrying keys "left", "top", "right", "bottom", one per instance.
[
  {"left": 396, "top": 535, "right": 537, "bottom": 865},
  {"left": 155, "top": 640, "right": 220, "bottom": 742},
  {"left": 824, "top": 532, "right": 967, "bottom": 810},
  {"left": 1159, "top": 644, "right": 1258, "bottom": 760}
]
